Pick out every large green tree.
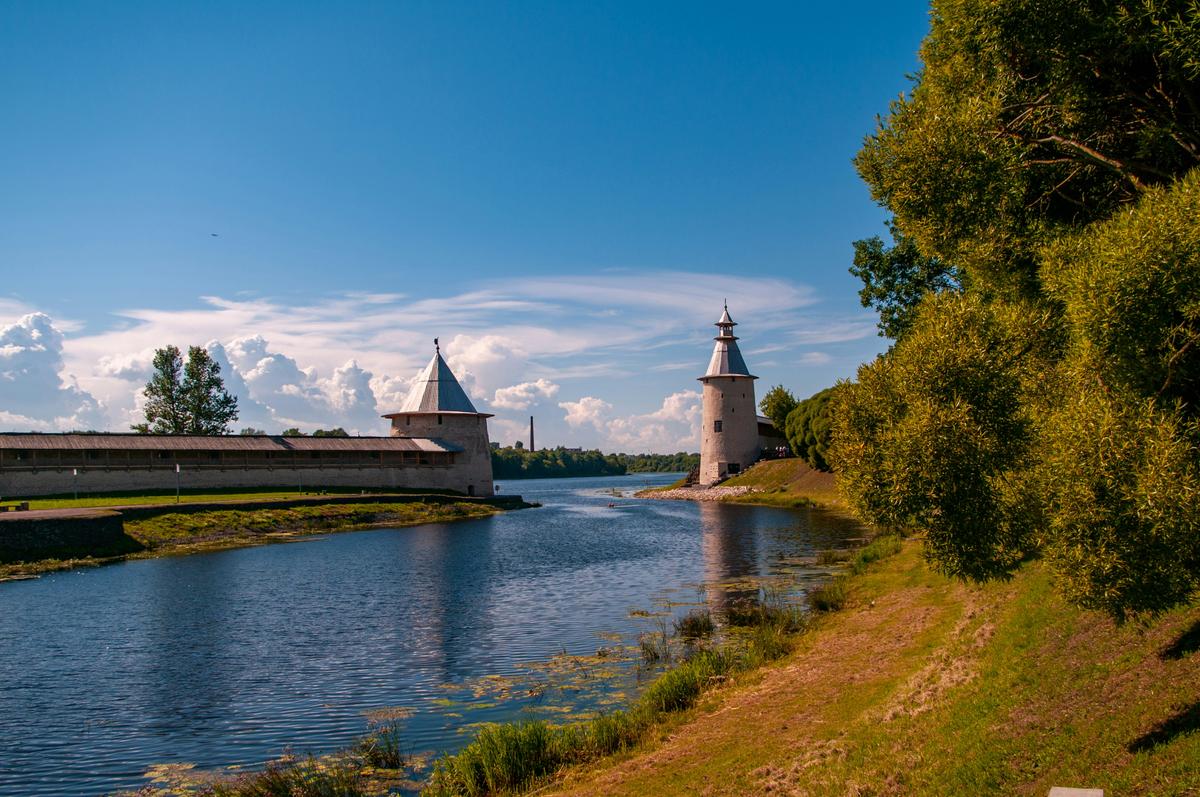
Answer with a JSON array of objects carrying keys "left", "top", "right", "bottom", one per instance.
[
  {"left": 850, "top": 221, "right": 961, "bottom": 340},
  {"left": 838, "top": 0, "right": 1200, "bottom": 619},
  {"left": 856, "top": 0, "right": 1200, "bottom": 297},
  {"left": 830, "top": 293, "right": 1060, "bottom": 581},
  {"left": 133, "top": 345, "right": 186, "bottom": 435},
  {"left": 134, "top": 345, "right": 239, "bottom": 435},
  {"left": 758, "top": 385, "right": 799, "bottom": 443}
]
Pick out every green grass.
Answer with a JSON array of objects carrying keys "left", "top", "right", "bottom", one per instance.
[
  {"left": 715, "top": 458, "right": 842, "bottom": 509},
  {"left": 423, "top": 537, "right": 903, "bottom": 796},
  {"left": 674, "top": 608, "right": 716, "bottom": 639},
  {"left": 540, "top": 537, "right": 1200, "bottom": 797},
  {"left": 0, "top": 500, "right": 501, "bottom": 581},
  {"left": 807, "top": 576, "right": 849, "bottom": 612},
  {"left": 124, "top": 502, "right": 496, "bottom": 548},
  {"left": 17, "top": 486, "right": 450, "bottom": 510}
]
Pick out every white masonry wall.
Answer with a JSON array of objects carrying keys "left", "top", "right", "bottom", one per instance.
[
  {"left": 700, "top": 377, "right": 760, "bottom": 486},
  {"left": 389, "top": 413, "right": 495, "bottom": 497}
]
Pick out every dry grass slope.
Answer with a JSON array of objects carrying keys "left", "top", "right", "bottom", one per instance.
[
  {"left": 718, "top": 459, "right": 842, "bottom": 509},
  {"left": 545, "top": 540, "right": 1200, "bottom": 796}
]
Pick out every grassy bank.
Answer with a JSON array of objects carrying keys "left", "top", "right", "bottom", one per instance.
[
  {"left": 545, "top": 540, "right": 1200, "bottom": 796},
  {"left": 418, "top": 536, "right": 902, "bottom": 796},
  {"left": 12, "top": 486, "right": 442, "bottom": 511},
  {"left": 718, "top": 458, "right": 841, "bottom": 509},
  {"left": 0, "top": 500, "right": 502, "bottom": 580}
]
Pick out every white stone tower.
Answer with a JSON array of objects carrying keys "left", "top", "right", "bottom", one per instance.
[
  {"left": 698, "top": 304, "right": 759, "bottom": 486},
  {"left": 383, "top": 340, "right": 495, "bottom": 497}
]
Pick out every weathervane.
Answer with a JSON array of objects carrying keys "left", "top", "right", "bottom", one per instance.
[{"left": 434, "top": 337, "right": 440, "bottom": 353}]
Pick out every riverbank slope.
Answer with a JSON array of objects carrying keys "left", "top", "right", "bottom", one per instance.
[
  {"left": 546, "top": 539, "right": 1200, "bottom": 796},
  {"left": 640, "top": 458, "right": 842, "bottom": 510},
  {"left": 0, "top": 494, "right": 527, "bottom": 580}
]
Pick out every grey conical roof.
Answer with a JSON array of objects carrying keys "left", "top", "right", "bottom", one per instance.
[
  {"left": 704, "top": 339, "right": 753, "bottom": 377},
  {"left": 398, "top": 351, "right": 481, "bottom": 413},
  {"left": 701, "top": 305, "right": 756, "bottom": 379}
]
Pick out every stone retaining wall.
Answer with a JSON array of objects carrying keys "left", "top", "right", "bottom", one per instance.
[{"left": 0, "top": 512, "right": 144, "bottom": 563}]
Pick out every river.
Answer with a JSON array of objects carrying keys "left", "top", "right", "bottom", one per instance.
[{"left": 0, "top": 473, "right": 868, "bottom": 796}]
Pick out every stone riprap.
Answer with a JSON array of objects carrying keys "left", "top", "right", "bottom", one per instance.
[{"left": 639, "top": 485, "right": 758, "bottom": 501}]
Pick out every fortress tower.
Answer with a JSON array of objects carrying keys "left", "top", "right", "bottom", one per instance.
[
  {"left": 698, "top": 304, "right": 759, "bottom": 486},
  {"left": 383, "top": 341, "right": 495, "bottom": 497}
]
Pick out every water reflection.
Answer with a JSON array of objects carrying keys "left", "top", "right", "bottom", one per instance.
[
  {"left": 0, "top": 474, "right": 868, "bottom": 797},
  {"left": 699, "top": 502, "right": 762, "bottom": 615}
]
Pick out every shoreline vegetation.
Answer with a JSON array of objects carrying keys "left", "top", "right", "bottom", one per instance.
[
  {"left": 490, "top": 446, "right": 698, "bottom": 480},
  {"left": 0, "top": 493, "right": 525, "bottom": 581},
  {"left": 638, "top": 458, "right": 843, "bottom": 511},
  {"left": 178, "top": 532, "right": 1200, "bottom": 796},
  {"left": 127, "top": 531, "right": 903, "bottom": 797}
]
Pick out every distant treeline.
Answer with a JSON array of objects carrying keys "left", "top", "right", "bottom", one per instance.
[{"left": 490, "top": 447, "right": 697, "bottom": 480}]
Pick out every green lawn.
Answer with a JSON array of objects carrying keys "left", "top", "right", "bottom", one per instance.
[{"left": 13, "top": 486, "right": 451, "bottom": 510}]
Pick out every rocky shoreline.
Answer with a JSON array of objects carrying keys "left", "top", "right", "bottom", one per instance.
[{"left": 636, "top": 485, "right": 757, "bottom": 501}]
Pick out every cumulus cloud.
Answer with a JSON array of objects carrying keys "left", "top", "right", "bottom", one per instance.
[
  {"left": 0, "top": 268, "right": 875, "bottom": 437},
  {"left": 442, "top": 334, "right": 530, "bottom": 399},
  {"left": 603, "top": 390, "right": 702, "bottom": 453},
  {"left": 491, "top": 378, "right": 559, "bottom": 410},
  {"left": 559, "top": 396, "right": 612, "bottom": 430},
  {"left": 0, "top": 313, "right": 104, "bottom": 430}
]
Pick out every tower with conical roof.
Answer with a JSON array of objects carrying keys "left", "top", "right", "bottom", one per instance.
[
  {"left": 698, "top": 304, "right": 759, "bottom": 485},
  {"left": 382, "top": 339, "right": 495, "bottom": 497}
]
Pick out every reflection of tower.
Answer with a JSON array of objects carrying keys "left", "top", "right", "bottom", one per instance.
[
  {"left": 698, "top": 304, "right": 759, "bottom": 485},
  {"left": 402, "top": 517, "right": 499, "bottom": 682},
  {"left": 698, "top": 502, "right": 761, "bottom": 616}
]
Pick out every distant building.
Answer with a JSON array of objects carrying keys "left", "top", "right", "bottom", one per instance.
[
  {"left": 0, "top": 342, "right": 494, "bottom": 498},
  {"left": 698, "top": 304, "right": 767, "bottom": 486}
]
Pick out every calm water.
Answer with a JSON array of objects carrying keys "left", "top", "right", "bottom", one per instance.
[{"left": 0, "top": 474, "right": 868, "bottom": 796}]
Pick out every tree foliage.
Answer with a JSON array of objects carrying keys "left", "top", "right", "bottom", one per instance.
[
  {"left": 830, "top": 293, "right": 1060, "bottom": 581},
  {"left": 490, "top": 447, "right": 698, "bottom": 480},
  {"left": 784, "top": 387, "right": 837, "bottom": 472},
  {"left": 133, "top": 346, "right": 185, "bottom": 435},
  {"left": 839, "top": 0, "right": 1200, "bottom": 619},
  {"left": 180, "top": 346, "right": 239, "bottom": 435},
  {"left": 850, "top": 221, "right": 962, "bottom": 340},
  {"left": 758, "top": 385, "right": 799, "bottom": 445},
  {"left": 856, "top": 0, "right": 1200, "bottom": 297},
  {"left": 134, "top": 345, "right": 239, "bottom": 435}
]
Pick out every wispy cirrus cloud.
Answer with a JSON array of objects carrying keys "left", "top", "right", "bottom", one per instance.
[{"left": 0, "top": 269, "right": 876, "bottom": 447}]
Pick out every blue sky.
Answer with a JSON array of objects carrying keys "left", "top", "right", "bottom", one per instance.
[{"left": 0, "top": 1, "right": 930, "bottom": 451}]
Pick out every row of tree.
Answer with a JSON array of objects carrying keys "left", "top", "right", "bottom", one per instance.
[
  {"left": 490, "top": 447, "right": 698, "bottom": 480},
  {"left": 823, "top": 0, "right": 1200, "bottom": 621}
]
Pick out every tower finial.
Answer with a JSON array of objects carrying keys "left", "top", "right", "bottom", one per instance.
[{"left": 434, "top": 337, "right": 440, "bottom": 354}]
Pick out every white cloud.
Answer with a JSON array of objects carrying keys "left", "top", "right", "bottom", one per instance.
[
  {"left": 0, "top": 313, "right": 104, "bottom": 430},
  {"left": 559, "top": 396, "right": 612, "bottom": 430},
  {"left": 798, "top": 351, "right": 832, "bottom": 365},
  {"left": 0, "top": 269, "right": 872, "bottom": 437},
  {"left": 603, "top": 390, "right": 702, "bottom": 453},
  {"left": 491, "top": 378, "right": 560, "bottom": 410}
]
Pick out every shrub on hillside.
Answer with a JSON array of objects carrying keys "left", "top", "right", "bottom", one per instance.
[{"left": 785, "top": 387, "right": 837, "bottom": 472}]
